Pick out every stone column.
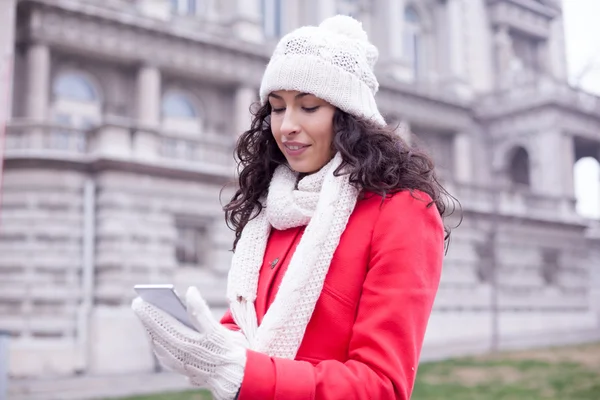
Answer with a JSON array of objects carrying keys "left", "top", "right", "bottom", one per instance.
[
  {"left": 134, "top": 64, "right": 161, "bottom": 160},
  {"left": 0, "top": 0, "right": 15, "bottom": 207},
  {"left": 443, "top": 0, "right": 471, "bottom": 97},
  {"left": 136, "top": 64, "right": 161, "bottom": 128},
  {"left": 562, "top": 133, "right": 576, "bottom": 199},
  {"left": 234, "top": 85, "right": 256, "bottom": 138},
  {"left": 232, "top": 0, "right": 262, "bottom": 43},
  {"left": 25, "top": 43, "right": 50, "bottom": 121},
  {"left": 388, "top": 0, "right": 406, "bottom": 60},
  {"left": 0, "top": 0, "right": 16, "bottom": 121},
  {"left": 454, "top": 131, "right": 472, "bottom": 183},
  {"left": 447, "top": 0, "right": 465, "bottom": 78},
  {"left": 25, "top": 42, "right": 50, "bottom": 150},
  {"left": 375, "top": 0, "right": 408, "bottom": 81},
  {"left": 547, "top": 16, "right": 568, "bottom": 81},
  {"left": 534, "top": 130, "right": 575, "bottom": 201}
]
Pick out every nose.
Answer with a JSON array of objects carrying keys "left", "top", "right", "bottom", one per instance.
[{"left": 279, "top": 108, "right": 300, "bottom": 136}]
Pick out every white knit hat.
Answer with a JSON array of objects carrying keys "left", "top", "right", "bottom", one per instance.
[{"left": 259, "top": 15, "right": 386, "bottom": 126}]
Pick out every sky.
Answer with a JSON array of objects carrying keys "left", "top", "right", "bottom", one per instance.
[{"left": 563, "top": 0, "right": 600, "bottom": 219}]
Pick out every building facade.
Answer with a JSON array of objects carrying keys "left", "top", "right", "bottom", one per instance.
[{"left": 0, "top": 0, "right": 599, "bottom": 383}]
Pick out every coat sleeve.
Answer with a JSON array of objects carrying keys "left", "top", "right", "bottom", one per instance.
[
  {"left": 237, "top": 191, "right": 445, "bottom": 400},
  {"left": 220, "top": 309, "right": 241, "bottom": 331}
]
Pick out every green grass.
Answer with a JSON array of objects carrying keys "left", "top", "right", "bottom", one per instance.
[
  {"left": 112, "top": 391, "right": 211, "bottom": 400},
  {"left": 114, "top": 342, "right": 600, "bottom": 400},
  {"left": 412, "top": 342, "right": 600, "bottom": 400}
]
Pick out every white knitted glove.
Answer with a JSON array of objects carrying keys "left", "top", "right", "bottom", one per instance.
[{"left": 132, "top": 287, "right": 246, "bottom": 400}]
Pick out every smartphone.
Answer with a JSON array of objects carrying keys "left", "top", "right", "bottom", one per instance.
[{"left": 133, "top": 284, "right": 197, "bottom": 331}]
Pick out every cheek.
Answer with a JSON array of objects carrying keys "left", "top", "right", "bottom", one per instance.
[
  {"left": 269, "top": 116, "right": 283, "bottom": 142},
  {"left": 312, "top": 116, "right": 335, "bottom": 149}
]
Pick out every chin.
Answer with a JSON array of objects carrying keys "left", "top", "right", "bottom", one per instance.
[
  {"left": 290, "top": 165, "right": 311, "bottom": 174},
  {"left": 290, "top": 164, "right": 322, "bottom": 175}
]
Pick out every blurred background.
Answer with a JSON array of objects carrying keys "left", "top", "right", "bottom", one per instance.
[{"left": 0, "top": 0, "right": 599, "bottom": 399}]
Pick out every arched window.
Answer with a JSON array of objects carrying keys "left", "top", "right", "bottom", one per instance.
[
  {"left": 162, "top": 92, "right": 198, "bottom": 119},
  {"left": 53, "top": 72, "right": 99, "bottom": 103},
  {"left": 509, "top": 147, "right": 530, "bottom": 186},
  {"left": 51, "top": 71, "right": 102, "bottom": 129},
  {"left": 261, "top": 0, "right": 283, "bottom": 38},
  {"left": 403, "top": 6, "right": 421, "bottom": 79},
  {"left": 161, "top": 91, "right": 202, "bottom": 135},
  {"left": 574, "top": 157, "right": 600, "bottom": 219}
]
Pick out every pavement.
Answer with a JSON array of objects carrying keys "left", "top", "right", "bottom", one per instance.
[{"left": 7, "top": 371, "right": 193, "bottom": 400}]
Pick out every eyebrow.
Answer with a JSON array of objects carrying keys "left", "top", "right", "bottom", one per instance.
[{"left": 268, "top": 92, "right": 312, "bottom": 100}]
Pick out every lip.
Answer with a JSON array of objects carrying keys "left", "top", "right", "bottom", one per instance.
[{"left": 282, "top": 141, "right": 311, "bottom": 156}]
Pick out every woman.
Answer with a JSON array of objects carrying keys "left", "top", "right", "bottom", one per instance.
[{"left": 132, "top": 15, "right": 455, "bottom": 400}]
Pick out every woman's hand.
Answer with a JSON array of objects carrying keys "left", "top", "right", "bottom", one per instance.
[{"left": 132, "top": 286, "right": 246, "bottom": 400}]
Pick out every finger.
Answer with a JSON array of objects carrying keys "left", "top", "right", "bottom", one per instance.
[
  {"left": 132, "top": 296, "right": 189, "bottom": 337},
  {"left": 153, "top": 340, "right": 181, "bottom": 373},
  {"left": 188, "top": 376, "right": 209, "bottom": 388},
  {"left": 185, "top": 286, "right": 219, "bottom": 334}
]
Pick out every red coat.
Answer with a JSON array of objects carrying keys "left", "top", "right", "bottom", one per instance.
[{"left": 221, "top": 190, "right": 444, "bottom": 399}]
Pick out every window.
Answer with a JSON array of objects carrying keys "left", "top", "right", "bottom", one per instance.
[
  {"left": 53, "top": 72, "right": 99, "bottom": 102},
  {"left": 51, "top": 71, "right": 102, "bottom": 136},
  {"left": 262, "top": 0, "right": 283, "bottom": 38},
  {"left": 161, "top": 91, "right": 202, "bottom": 135},
  {"left": 509, "top": 147, "right": 531, "bottom": 186},
  {"left": 171, "top": 0, "right": 199, "bottom": 15},
  {"left": 162, "top": 93, "right": 198, "bottom": 119},
  {"left": 540, "top": 248, "right": 560, "bottom": 286},
  {"left": 175, "top": 222, "right": 210, "bottom": 267},
  {"left": 403, "top": 6, "right": 421, "bottom": 78},
  {"left": 336, "top": 0, "right": 360, "bottom": 17}
]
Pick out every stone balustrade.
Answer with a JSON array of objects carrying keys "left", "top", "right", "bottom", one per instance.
[
  {"left": 6, "top": 120, "right": 583, "bottom": 224},
  {"left": 477, "top": 77, "right": 600, "bottom": 117},
  {"left": 5, "top": 120, "right": 235, "bottom": 176},
  {"left": 5, "top": 121, "right": 89, "bottom": 156},
  {"left": 447, "top": 181, "right": 579, "bottom": 223}
]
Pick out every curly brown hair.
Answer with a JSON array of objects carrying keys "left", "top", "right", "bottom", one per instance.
[{"left": 223, "top": 102, "right": 459, "bottom": 251}]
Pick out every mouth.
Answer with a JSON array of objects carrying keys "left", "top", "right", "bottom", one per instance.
[{"left": 283, "top": 142, "right": 311, "bottom": 156}]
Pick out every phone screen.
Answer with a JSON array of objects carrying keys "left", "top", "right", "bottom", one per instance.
[{"left": 134, "top": 284, "right": 197, "bottom": 331}]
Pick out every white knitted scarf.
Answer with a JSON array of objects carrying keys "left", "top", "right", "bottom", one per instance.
[{"left": 226, "top": 153, "right": 359, "bottom": 359}]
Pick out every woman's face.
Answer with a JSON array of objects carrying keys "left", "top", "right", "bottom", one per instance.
[{"left": 268, "top": 90, "right": 336, "bottom": 174}]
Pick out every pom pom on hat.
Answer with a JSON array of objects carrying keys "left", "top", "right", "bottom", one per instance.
[{"left": 319, "top": 15, "right": 368, "bottom": 42}]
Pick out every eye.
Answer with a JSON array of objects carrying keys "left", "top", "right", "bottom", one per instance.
[
  {"left": 271, "top": 107, "right": 285, "bottom": 114},
  {"left": 302, "top": 106, "right": 320, "bottom": 113}
]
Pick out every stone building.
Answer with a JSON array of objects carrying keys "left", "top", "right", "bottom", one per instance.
[{"left": 0, "top": 0, "right": 599, "bottom": 384}]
